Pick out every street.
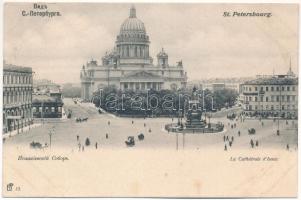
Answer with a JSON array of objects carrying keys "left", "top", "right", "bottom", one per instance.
[
  {"left": 2, "top": 98, "right": 298, "bottom": 197},
  {"left": 3, "top": 98, "right": 298, "bottom": 151}
]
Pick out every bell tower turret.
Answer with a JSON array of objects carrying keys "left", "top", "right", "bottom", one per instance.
[{"left": 157, "top": 48, "right": 168, "bottom": 67}]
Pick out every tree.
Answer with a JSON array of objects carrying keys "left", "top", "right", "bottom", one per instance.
[{"left": 61, "top": 83, "right": 81, "bottom": 98}]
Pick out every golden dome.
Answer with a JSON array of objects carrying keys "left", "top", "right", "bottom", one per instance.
[{"left": 120, "top": 6, "right": 146, "bottom": 35}]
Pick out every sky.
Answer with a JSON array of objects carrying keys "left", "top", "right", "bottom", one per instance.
[{"left": 4, "top": 3, "right": 299, "bottom": 84}]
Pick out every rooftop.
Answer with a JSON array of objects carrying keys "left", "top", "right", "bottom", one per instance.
[
  {"left": 3, "top": 63, "right": 33, "bottom": 73},
  {"left": 244, "top": 76, "right": 298, "bottom": 85},
  {"left": 32, "top": 94, "right": 63, "bottom": 104}
]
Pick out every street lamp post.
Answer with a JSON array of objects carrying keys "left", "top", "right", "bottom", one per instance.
[
  {"left": 49, "top": 126, "right": 54, "bottom": 148},
  {"left": 99, "top": 89, "right": 103, "bottom": 109},
  {"left": 277, "top": 85, "right": 281, "bottom": 136}
]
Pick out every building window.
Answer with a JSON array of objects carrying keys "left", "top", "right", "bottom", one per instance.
[
  {"left": 39, "top": 107, "right": 42, "bottom": 112},
  {"left": 266, "top": 87, "right": 269, "bottom": 91},
  {"left": 255, "top": 105, "right": 257, "bottom": 110},
  {"left": 271, "top": 105, "right": 274, "bottom": 110},
  {"left": 287, "top": 96, "right": 290, "bottom": 102},
  {"left": 249, "top": 105, "right": 252, "bottom": 111},
  {"left": 292, "top": 86, "right": 295, "bottom": 91},
  {"left": 260, "top": 96, "right": 263, "bottom": 102},
  {"left": 287, "top": 105, "right": 290, "bottom": 110},
  {"left": 32, "top": 107, "right": 37, "bottom": 113},
  {"left": 249, "top": 96, "right": 252, "bottom": 101},
  {"left": 282, "top": 86, "right": 285, "bottom": 91},
  {"left": 255, "top": 87, "right": 257, "bottom": 91},
  {"left": 282, "top": 96, "right": 285, "bottom": 101},
  {"left": 58, "top": 107, "right": 62, "bottom": 112},
  {"left": 292, "top": 95, "right": 296, "bottom": 101},
  {"left": 249, "top": 87, "right": 251, "bottom": 91},
  {"left": 282, "top": 105, "right": 285, "bottom": 110},
  {"left": 266, "top": 97, "right": 268, "bottom": 102},
  {"left": 51, "top": 107, "right": 55, "bottom": 112},
  {"left": 3, "top": 93, "right": 6, "bottom": 104},
  {"left": 255, "top": 97, "right": 257, "bottom": 102},
  {"left": 271, "top": 96, "right": 274, "bottom": 102},
  {"left": 276, "top": 96, "right": 279, "bottom": 102},
  {"left": 287, "top": 86, "right": 290, "bottom": 91},
  {"left": 260, "top": 87, "right": 263, "bottom": 91},
  {"left": 266, "top": 105, "right": 269, "bottom": 110},
  {"left": 271, "top": 87, "right": 274, "bottom": 91},
  {"left": 276, "top": 87, "right": 279, "bottom": 91}
]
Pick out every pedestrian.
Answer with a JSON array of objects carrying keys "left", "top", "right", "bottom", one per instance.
[
  {"left": 144, "top": 123, "right": 146, "bottom": 127},
  {"left": 106, "top": 133, "right": 108, "bottom": 139},
  {"left": 261, "top": 121, "right": 264, "bottom": 126},
  {"left": 229, "top": 141, "right": 232, "bottom": 147},
  {"left": 250, "top": 139, "right": 254, "bottom": 148},
  {"left": 286, "top": 144, "right": 289, "bottom": 151},
  {"left": 223, "top": 135, "right": 226, "bottom": 142},
  {"left": 234, "top": 123, "right": 236, "bottom": 128},
  {"left": 149, "top": 128, "right": 152, "bottom": 133},
  {"left": 132, "top": 120, "right": 134, "bottom": 124},
  {"left": 78, "top": 143, "right": 81, "bottom": 152},
  {"left": 226, "top": 136, "right": 229, "bottom": 141},
  {"left": 108, "top": 121, "right": 110, "bottom": 125},
  {"left": 286, "top": 120, "right": 288, "bottom": 125},
  {"left": 255, "top": 140, "right": 259, "bottom": 147},
  {"left": 77, "top": 135, "right": 79, "bottom": 141},
  {"left": 231, "top": 136, "right": 234, "bottom": 142},
  {"left": 231, "top": 125, "right": 233, "bottom": 129},
  {"left": 82, "top": 146, "right": 84, "bottom": 152},
  {"left": 95, "top": 142, "right": 98, "bottom": 149},
  {"left": 224, "top": 144, "right": 227, "bottom": 151},
  {"left": 238, "top": 131, "right": 241, "bottom": 136}
]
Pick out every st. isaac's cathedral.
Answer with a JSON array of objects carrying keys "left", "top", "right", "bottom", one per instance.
[{"left": 80, "top": 6, "right": 187, "bottom": 100}]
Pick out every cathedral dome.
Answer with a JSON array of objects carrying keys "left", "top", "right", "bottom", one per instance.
[{"left": 120, "top": 6, "right": 146, "bottom": 34}]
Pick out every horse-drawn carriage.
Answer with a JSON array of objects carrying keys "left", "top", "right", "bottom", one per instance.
[
  {"left": 125, "top": 136, "right": 135, "bottom": 147},
  {"left": 138, "top": 133, "right": 144, "bottom": 141},
  {"left": 248, "top": 128, "right": 256, "bottom": 135},
  {"left": 76, "top": 117, "right": 89, "bottom": 123},
  {"left": 30, "top": 141, "right": 43, "bottom": 149}
]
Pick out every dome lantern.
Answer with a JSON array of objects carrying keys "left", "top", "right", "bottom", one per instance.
[{"left": 130, "top": 5, "right": 136, "bottom": 18}]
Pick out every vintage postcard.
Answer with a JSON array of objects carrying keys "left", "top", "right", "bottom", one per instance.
[{"left": 1, "top": 2, "right": 299, "bottom": 198}]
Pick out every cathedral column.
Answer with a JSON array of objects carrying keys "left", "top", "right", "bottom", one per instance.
[{"left": 137, "top": 46, "right": 140, "bottom": 57}]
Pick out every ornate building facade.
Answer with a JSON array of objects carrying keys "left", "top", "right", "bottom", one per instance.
[
  {"left": 3, "top": 62, "right": 33, "bottom": 133},
  {"left": 241, "top": 74, "right": 298, "bottom": 119},
  {"left": 80, "top": 6, "right": 187, "bottom": 100}
]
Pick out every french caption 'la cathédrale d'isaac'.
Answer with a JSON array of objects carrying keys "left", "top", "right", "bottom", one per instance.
[{"left": 80, "top": 6, "right": 188, "bottom": 100}]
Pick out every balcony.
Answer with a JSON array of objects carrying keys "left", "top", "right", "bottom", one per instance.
[
  {"left": 259, "top": 90, "right": 265, "bottom": 95},
  {"left": 242, "top": 92, "right": 258, "bottom": 95}
]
